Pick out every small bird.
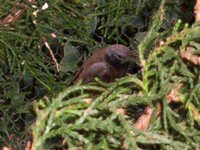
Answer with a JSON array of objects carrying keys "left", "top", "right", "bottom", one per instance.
[{"left": 73, "top": 44, "right": 134, "bottom": 84}]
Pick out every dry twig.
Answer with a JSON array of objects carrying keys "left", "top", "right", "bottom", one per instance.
[
  {"left": 166, "top": 83, "right": 184, "bottom": 103},
  {"left": 180, "top": 47, "right": 200, "bottom": 66},
  {"left": 133, "top": 106, "right": 153, "bottom": 130},
  {"left": 41, "top": 37, "right": 60, "bottom": 73},
  {"left": 179, "top": 0, "right": 200, "bottom": 65},
  {"left": 0, "top": 0, "right": 36, "bottom": 26},
  {"left": 194, "top": 0, "right": 200, "bottom": 21}
]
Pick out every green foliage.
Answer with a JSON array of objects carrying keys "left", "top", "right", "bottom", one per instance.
[
  {"left": 0, "top": 0, "right": 199, "bottom": 149},
  {"left": 60, "top": 41, "right": 80, "bottom": 73}
]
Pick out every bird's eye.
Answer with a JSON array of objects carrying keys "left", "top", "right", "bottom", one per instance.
[
  {"left": 117, "top": 54, "right": 122, "bottom": 59},
  {"left": 105, "top": 51, "right": 128, "bottom": 67},
  {"left": 112, "top": 53, "right": 122, "bottom": 60}
]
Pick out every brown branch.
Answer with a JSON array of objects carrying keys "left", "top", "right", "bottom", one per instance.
[
  {"left": 194, "top": 0, "right": 200, "bottom": 22},
  {"left": 0, "top": 10, "right": 24, "bottom": 25},
  {"left": 180, "top": 0, "right": 200, "bottom": 65},
  {"left": 166, "top": 83, "right": 184, "bottom": 103},
  {"left": 180, "top": 47, "right": 200, "bottom": 66},
  {"left": 0, "top": 0, "right": 36, "bottom": 26},
  {"left": 133, "top": 106, "right": 153, "bottom": 130},
  {"left": 42, "top": 37, "right": 60, "bottom": 73},
  {"left": 154, "top": 83, "right": 184, "bottom": 118},
  {"left": 165, "top": 83, "right": 200, "bottom": 123},
  {"left": 134, "top": 83, "right": 184, "bottom": 131}
]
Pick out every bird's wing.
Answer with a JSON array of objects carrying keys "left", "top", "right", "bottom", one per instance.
[
  {"left": 72, "top": 48, "right": 107, "bottom": 84},
  {"left": 74, "top": 62, "right": 110, "bottom": 83}
]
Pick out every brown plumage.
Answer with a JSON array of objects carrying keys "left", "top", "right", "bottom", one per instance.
[{"left": 73, "top": 44, "right": 133, "bottom": 84}]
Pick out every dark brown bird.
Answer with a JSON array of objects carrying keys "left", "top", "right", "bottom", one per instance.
[{"left": 73, "top": 44, "right": 133, "bottom": 84}]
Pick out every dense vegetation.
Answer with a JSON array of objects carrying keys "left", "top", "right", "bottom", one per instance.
[{"left": 1, "top": 0, "right": 200, "bottom": 149}]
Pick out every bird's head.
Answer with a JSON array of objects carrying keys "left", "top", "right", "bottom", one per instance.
[{"left": 105, "top": 44, "right": 132, "bottom": 68}]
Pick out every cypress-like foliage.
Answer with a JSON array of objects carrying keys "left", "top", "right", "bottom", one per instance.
[{"left": 0, "top": 0, "right": 199, "bottom": 149}]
